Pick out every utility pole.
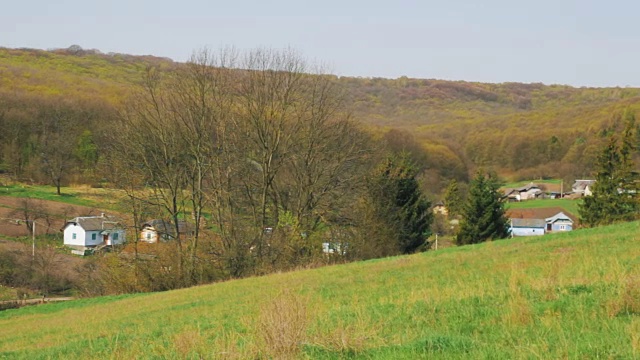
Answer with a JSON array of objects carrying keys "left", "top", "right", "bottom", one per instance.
[{"left": 31, "top": 220, "right": 35, "bottom": 259}]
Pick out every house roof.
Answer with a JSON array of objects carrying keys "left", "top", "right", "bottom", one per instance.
[
  {"left": 545, "top": 212, "right": 574, "bottom": 224},
  {"left": 506, "top": 207, "right": 578, "bottom": 224},
  {"left": 64, "top": 214, "right": 122, "bottom": 231},
  {"left": 572, "top": 180, "right": 596, "bottom": 192},
  {"left": 503, "top": 182, "right": 541, "bottom": 197},
  {"left": 142, "top": 219, "right": 194, "bottom": 235},
  {"left": 511, "top": 218, "right": 546, "bottom": 228}
]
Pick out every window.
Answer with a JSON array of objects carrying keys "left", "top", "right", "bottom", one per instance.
[
  {"left": 113, "top": 233, "right": 119, "bottom": 241},
  {"left": 72, "top": 233, "right": 76, "bottom": 240},
  {"left": 560, "top": 225, "right": 566, "bottom": 230},
  {"left": 92, "top": 233, "right": 97, "bottom": 240},
  {"left": 146, "top": 232, "right": 151, "bottom": 239}
]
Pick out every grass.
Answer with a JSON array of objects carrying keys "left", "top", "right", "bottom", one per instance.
[
  {"left": 0, "top": 184, "right": 98, "bottom": 207},
  {"left": 1, "top": 221, "right": 640, "bottom": 358},
  {"left": 502, "top": 179, "right": 562, "bottom": 188},
  {"left": 0, "top": 184, "right": 131, "bottom": 213},
  {"left": 506, "top": 198, "right": 580, "bottom": 216}
]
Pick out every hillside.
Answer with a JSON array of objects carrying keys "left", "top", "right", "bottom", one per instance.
[
  {"left": 1, "top": 221, "right": 639, "bottom": 358},
  {"left": 2, "top": 46, "right": 640, "bottom": 189}
]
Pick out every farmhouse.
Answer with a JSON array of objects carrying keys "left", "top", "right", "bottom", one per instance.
[
  {"left": 510, "top": 218, "right": 546, "bottom": 236},
  {"left": 503, "top": 182, "right": 542, "bottom": 202},
  {"left": 62, "top": 213, "right": 126, "bottom": 254},
  {"left": 432, "top": 201, "right": 448, "bottom": 216},
  {"left": 507, "top": 207, "right": 576, "bottom": 236},
  {"left": 140, "top": 219, "right": 194, "bottom": 243},
  {"left": 572, "top": 180, "right": 596, "bottom": 197}
]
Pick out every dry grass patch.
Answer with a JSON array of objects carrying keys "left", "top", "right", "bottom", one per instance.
[
  {"left": 258, "top": 289, "right": 309, "bottom": 359},
  {"left": 607, "top": 272, "right": 640, "bottom": 317},
  {"left": 504, "top": 268, "right": 533, "bottom": 326}
]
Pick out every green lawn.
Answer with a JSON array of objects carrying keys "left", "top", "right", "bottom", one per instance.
[
  {"left": 0, "top": 185, "right": 98, "bottom": 207},
  {"left": 503, "top": 179, "right": 562, "bottom": 188},
  {"left": 505, "top": 198, "right": 581, "bottom": 216},
  {"left": 1, "top": 221, "right": 640, "bottom": 358}
]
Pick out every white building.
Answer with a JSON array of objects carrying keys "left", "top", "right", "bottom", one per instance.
[{"left": 63, "top": 214, "right": 125, "bottom": 253}]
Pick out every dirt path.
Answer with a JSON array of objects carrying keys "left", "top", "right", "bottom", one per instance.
[{"left": 0, "top": 297, "right": 75, "bottom": 306}]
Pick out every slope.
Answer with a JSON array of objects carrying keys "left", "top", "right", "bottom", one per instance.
[
  {"left": 3, "top": 46, "right": 640, "bottom": 185},
  {"left": 1, "top": 221, "right": 639, "bottom": 359}
]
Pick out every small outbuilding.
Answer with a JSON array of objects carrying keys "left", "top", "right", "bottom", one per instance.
[
  {"left": 510, "top": 218, "right": 546, "bottom": 236},
  {"left": 140, "top": 219, "right": 194, "bottom": 243}
]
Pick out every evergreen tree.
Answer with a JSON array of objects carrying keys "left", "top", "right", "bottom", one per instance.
[
  {"left": 579, "top": 111, "right": 640, "bottom": 226},
  {"left": 456, "top": 171, "right": 509, "bottom": 245},
  {"left": 370, "top": 154, "right": 433, "bottom": 253},
  {"left": 444, "top": 179, "right": 463, "bottom": 217}
]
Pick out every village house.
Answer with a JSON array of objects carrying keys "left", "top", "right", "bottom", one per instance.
[
  {"left": 62, "top": 213, "right": 126, "bottom": 255},
  {"left": 140, "top": 219, "right": 194, "bottom": 243},
  {"left": 507, "top": 207, "right": 576, "bottom": 236},
  {"left": 432, "top": 201, "right": 448, "bottom": 216},
  {"left": 503, "top": 182, "right": 542, "bottom": 202},
  {"left": 572, "top": 180, "right": 596, "bottom": 197}
]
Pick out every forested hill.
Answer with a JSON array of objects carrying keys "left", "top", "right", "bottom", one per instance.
[{"left": 2, "top": 46, "right": 639, "bottom": 189}]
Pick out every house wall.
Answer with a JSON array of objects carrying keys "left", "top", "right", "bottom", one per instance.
[
  {"left": 108, "top": 230, "right": 126, "bottom": 245},
  {"left": 521, "top": 189, "right": 540, "bottom": 200},
  {"left": 85, "top": 230, "right": 103, "bottom": 246},
  {"left": 584, "top": 186, "right": 593, "bottom": 197},
  {"left": 511, "top": 227, "right": 545, "bottom": 236},
  {"left": 550, "top": 221, "right": 572, "bottom": 231},
  {"left": 64, "top": 224, "right": 86, "bottom": 246},
  {"left": 140, "top": 229, "right": 159, "bottom": 243}
]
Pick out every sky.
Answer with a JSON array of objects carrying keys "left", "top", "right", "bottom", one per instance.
[{"left": 2, "top": 0, "right": 640, "bottom": 87}]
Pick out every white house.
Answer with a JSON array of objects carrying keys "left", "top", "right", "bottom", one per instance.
[
  {"left": 544, "top": 212, "right": 574, "bottom": 232},
  {"left": 510, "top": 218, "right": 546, "bottom": 236},
  {"left": 503, "top": 183, "right": 542, "bottom": 202},
  {"left": 572, "top": 180, "right": 596, "bottom": 196},
  {"left": 63, "top": 214, "right": 126, "bottom": 252}
]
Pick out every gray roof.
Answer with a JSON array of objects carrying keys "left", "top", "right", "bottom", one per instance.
[
  {"left": 545, "top": 212, "right": 574, "bottom": 224},
  {"left": 65, "top": 215, "right": 122, "bottom": 231},
  {"left": 142, "top": 219, "right": 194, "bottom": 235},
  {"left": 511, "top": 218, "right": 546, "bottom": 228},
  {"left": 572, "top": 180, "right": 596, "bottom": 191}
]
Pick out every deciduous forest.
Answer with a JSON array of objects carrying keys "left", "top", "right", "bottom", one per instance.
[{"left": 2, "top": 45, "right": 640, "bottom": 292}]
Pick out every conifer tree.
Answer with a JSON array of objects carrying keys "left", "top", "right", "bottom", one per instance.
[
  {"left": 456, "top": 171, "right": 509, "bottom": 245},
  {"left": 370, "top": 154, "right": 433, "bottom": 253},
  {"left": 579, "top": 111, "right": 640, "bottom": 226},
  {"left": 444, "top": 179, "right": 463, "bottom": 217}
]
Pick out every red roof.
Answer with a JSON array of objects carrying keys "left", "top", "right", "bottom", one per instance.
[{"left": 506, "top": 207, "right": 578, "bottom": 224}]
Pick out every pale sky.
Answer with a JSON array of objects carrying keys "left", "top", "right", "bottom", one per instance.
[{"left": 2, "top": 0, "right": 640, "bottom": 87}]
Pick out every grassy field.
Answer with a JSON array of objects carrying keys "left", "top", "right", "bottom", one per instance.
[
  {"left": 506, "top": 198, "right": 580, "bottom": 216},
  {"left": 0, "top": 184, "right": 107, "bottom": 208},
  {"left": 1, "top": 221, "right": 639, "bottom": 359},
  {"left": 502, "top": 179, "right": 562, "bottom": 188}
]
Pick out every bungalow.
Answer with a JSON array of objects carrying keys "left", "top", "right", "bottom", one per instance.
[
  {"left": 432, "top": 201, "right": 448, "bottom": 216},
  {"left": 63, "top": 214, "right": 126, "bottom": 254},
  {"left": 510, "top": 218, "right": 546, "bottom": 236},
  {"left": 545, "top": 212, "right": 574, "bottom": 232},
  {"left": 507, "top": 207, "right": 577, "bottom": 236},
  {"left": 503, "top": 183, "right": 542, "bottom": 202},
  {"left": 140, "top": 219, "right": 194, "bottom": 243},
  {"left": 572, "top": 180, "right": 596, "bottom": 197}
]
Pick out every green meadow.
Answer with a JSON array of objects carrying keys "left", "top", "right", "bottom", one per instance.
[
  {"left": 1, "top": 221, "right": 640, "bottom": 359},
  {"left": 506, "top": 198, "right": 580, "bottom": 216}
]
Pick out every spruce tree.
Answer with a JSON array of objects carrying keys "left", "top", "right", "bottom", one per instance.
[
  {"left": 370, "top": 154, "right": 433, "bottom": 253},
  {"left": 444, "top": 179, "right": 463, "bottom": 217},
  {"left": 579, "top": 111, "right": 640, "bottom": 226},
  {"left": 456, "top": 171, "right": 509, "bottom": 245}
]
